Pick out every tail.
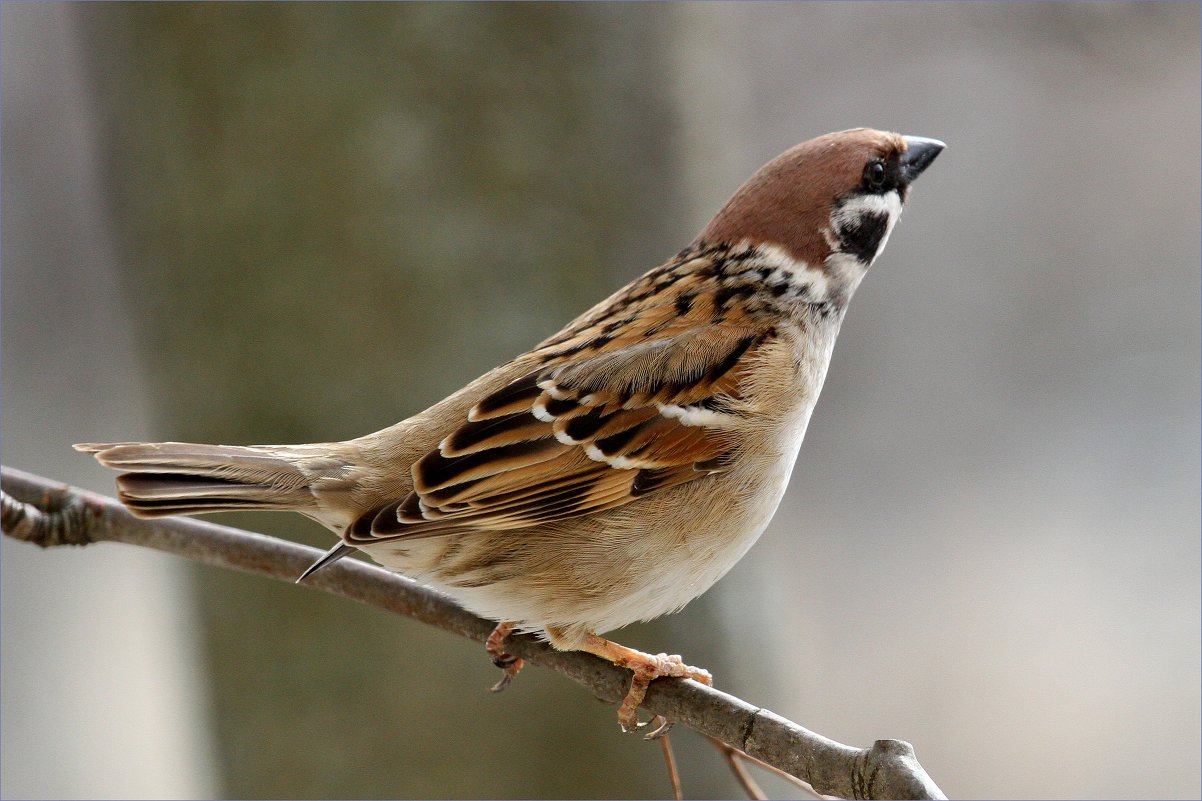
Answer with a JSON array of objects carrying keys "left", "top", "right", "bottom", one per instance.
[{"left": 74, "top": 441, "right": 338, "bottom": 519}]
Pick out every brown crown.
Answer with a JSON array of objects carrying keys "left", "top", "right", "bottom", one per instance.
[{"left": 695, "top": 128, "right": 907, "bottom": 265}]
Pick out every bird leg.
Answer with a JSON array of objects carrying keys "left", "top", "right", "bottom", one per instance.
[
  {"left": 578, "top": 633, "right": 713, "bottom": 734},
  {"left": 485, "top": 620, "right": 524, "bottom": 693}
]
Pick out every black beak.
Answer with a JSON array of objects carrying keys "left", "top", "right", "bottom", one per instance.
[{"left": 900, "top": 136, "right": 945, "bottom": 182}]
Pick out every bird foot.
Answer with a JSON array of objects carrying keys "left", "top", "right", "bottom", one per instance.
[
  {"left": 485, "top": 620, "right": 524, "bottom": 693},
  {"left": 579, "top": 634, "right": 713, "bottom": 735}
]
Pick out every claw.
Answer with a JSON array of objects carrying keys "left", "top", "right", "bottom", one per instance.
[
  {"left": 491, "top": 652, "right": 519, "bottom": 669},
  {"left": 485, "top": 621, "right": 524, "bottom": 693},
  {"left": 489, "top": 657, "right": 524, "bottom": 693},
  {"left": 643, "top": 715, "right": 674, "bottom": 740},
  {"left": 577, "top": 635, "right": 713, "bottom": 735}
]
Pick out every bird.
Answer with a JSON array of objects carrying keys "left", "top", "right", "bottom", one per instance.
[{"left": 77, "top": 128, "right": 944, "bottom": 735}]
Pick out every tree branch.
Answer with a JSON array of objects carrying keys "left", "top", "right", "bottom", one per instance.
[{"left": 1, "top": 465, "right": 945, "bottom": 800}]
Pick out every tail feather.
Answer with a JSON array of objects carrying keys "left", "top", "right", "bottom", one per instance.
[{"left": 75, "top": 441, "right": 324, "bottom": 519}]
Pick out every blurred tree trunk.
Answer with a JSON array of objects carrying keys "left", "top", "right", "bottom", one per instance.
[{"left": 79, "top": 4, "right": 736, "bottom": 797}]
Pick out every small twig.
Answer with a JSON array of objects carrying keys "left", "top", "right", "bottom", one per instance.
[
  {"left": 659, "top": 734, "right": 683, "bottom": 800},
  {"left": 1, "top": 466, "right": 947, "bottom": 801},
  {"left": 710, "top": 734, "right": 837, "bottom": 799},
  {"left": 710, "top": 735, "right": 769, "bottom": 800},
  {"left": 741, "top": 747, "right": 833, "bottom": 798}
]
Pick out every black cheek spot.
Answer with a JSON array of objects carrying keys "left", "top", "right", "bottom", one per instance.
[{"left": 839, "top": 211, "right": 889, "bottom": 264}]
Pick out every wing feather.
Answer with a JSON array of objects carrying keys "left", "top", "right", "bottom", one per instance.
[{"left": 347, "top": 325, "right": 771, "bottom": 544}]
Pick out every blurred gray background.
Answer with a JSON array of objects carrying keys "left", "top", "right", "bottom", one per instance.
[{"left": 3, "top": 3, "right": 1198, "bottom": 799}]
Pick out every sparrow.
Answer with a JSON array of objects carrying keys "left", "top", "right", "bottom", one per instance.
[{"left": 78, "top": 128, "right": 944, "bottom": 734}]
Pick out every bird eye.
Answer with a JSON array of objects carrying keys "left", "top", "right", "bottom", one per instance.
[{"left": 865, "top": 161, "right": 887, "bottom": 190}]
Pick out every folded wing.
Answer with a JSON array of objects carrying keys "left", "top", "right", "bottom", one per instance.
[{"left": 346, "top": 325, "right": 772, "bottom": 543}]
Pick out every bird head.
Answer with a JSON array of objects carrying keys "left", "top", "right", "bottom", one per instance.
[{"left": 696, "top": 128, "right": 944, "bottom": 302}]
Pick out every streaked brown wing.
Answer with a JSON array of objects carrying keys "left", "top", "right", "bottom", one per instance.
[{"left": 346, "top": 326, "right": 770, "bottom": 544}]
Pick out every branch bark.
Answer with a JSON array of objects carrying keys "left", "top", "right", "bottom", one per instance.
[{"left": 2, "top": 465, "right": 946, "bottom": 800}]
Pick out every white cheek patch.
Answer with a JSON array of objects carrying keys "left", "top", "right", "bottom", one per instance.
[
  {"left": 833, "top": 189, "right": 902, "bottom": 224},
  {"left": 870, "top": 191, "right": 902, "bottom": 261}
]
